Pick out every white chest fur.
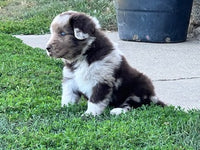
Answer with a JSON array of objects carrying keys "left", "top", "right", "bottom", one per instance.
[
  {"left": 63, "top": 49, "right": 122, "bottom": 99},
  {"left": 74, "top": 60, "right": 96, "bottom": 98}
]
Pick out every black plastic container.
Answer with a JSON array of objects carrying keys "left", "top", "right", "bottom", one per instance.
[{"left": 115, "top": 0, "right": 193, "bottom": 43}]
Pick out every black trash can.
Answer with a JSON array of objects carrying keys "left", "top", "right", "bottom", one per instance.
[{"left": 115, "top": 0, "right": 193, "bottom": 43}]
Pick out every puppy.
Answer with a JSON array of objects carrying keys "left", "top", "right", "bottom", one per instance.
[{"left": 46, "top": 11, "right": 165, "bottom": 116}]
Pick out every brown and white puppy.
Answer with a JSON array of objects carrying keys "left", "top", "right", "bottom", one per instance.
[{"left": 46, "top": 11, "right": 165, "bottom": 116}]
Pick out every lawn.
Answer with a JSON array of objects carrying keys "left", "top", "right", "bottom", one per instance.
[
  {"left": 0, "top": 0, "right": 116, "bottom": 34},
  {"left": 0, "top": 0, "right": 200, "bottom": 149},
  {"left": 0, "top": 33, "right": 200, "bottom": 149}
]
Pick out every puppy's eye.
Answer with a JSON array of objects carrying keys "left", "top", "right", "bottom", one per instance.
[{"left": 60, "top": 32, "right": 67, "bottom": 36}]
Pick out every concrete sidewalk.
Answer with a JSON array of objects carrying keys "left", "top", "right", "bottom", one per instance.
[{"left": 15, "top": 32, "right": 200, "bottom": 110}]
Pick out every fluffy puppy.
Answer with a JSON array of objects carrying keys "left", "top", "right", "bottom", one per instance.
[{"left": 46, "top": 11, "right": 165, "bottom": 116}]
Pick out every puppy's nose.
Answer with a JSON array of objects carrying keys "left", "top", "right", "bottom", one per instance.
[{"left": 46, "top": 45, "right": 52, "bottom": 52}]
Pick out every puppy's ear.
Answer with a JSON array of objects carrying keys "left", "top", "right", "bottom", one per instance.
[
  {"left": 73, "top": 28, "right": 89, "bottom": 40},
  {"left": 70, "top": 13, "right": 97, "bottom": 40}
]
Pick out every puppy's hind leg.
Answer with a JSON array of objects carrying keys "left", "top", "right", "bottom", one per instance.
[
  {"left": 110, "top": 95, "right": 141, "bottom": 115},
  {"left": 110, "top": 106, "right": 131, "bottom": 115}
]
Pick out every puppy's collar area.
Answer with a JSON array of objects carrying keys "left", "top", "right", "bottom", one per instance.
[{"left": 63, "top": 59, "right": 78, "bottom": 71}]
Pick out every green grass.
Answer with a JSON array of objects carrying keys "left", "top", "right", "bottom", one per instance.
[
  {"left": 0, "top": 33, "right": 200, "bottom": 149},
  {"left": 0, "top": 1, "right": 200, "bottom": 149},
  {"left": 0, "top": 0, "right": 117, "bottom": 35}
]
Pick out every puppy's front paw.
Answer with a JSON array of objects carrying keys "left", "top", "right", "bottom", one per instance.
[
  {"left": 82, "top": 101, "right": 106, "bottom": 116},
  {"left": 61, "top": 102, "right": 72, "bottom": 107},
  {"left": 61, "top": 98, "right": 77, "bottom": 107}
]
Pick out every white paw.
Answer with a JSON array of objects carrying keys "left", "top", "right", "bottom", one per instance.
[
  {"left": 81, "top": 110, "right": 100, "bottom": 117},
  {"left": 61, "top": 103, "right": 69, "bottom": 107},
  {"left": 61, "top": 101, "right": 76, "bottom": 107},
  {"left": 110, "top": 108, "right": 127, "bottom": 115}
]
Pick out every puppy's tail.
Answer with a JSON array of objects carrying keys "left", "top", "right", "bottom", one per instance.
[
  {"left": 156, "top": 100, "right": 166, "bottom": 107},
  {"left": 150, "top": 96, "right": 166, "bottom": 107}
]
